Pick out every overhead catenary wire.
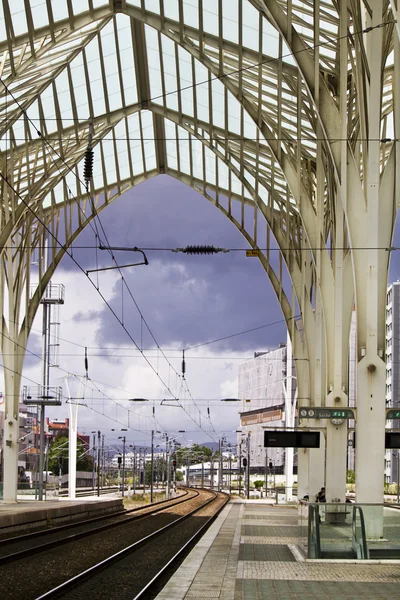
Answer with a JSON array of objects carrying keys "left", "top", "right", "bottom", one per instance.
[
  {"left": 2, "top": 17, "right": 394, "bottom": 132},
  {"left": 0, "top": 170, "right": 216, "bottom": 439},
  {"left": 0, "top": 82, "right": 215, "bottom": 439},
  {"left": 0, "top": 17, "right": 393, "bottom": 439}
]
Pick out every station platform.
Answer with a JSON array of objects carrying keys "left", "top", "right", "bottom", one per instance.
[
  {"left": 0, "top": 496, "right": 123, "bottom": 535},
  {"left": 156, "top": 500, "right": 400, "bottom": 600}
]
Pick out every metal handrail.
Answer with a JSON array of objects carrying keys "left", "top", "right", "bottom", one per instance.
[
  {"left": 352, "top": 505, "right": 369, "bottom": 559},
  {"left": 307, "top": 503, "right": 321, "bottom": 558}
]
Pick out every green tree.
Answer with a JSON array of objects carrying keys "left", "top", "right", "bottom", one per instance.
[
  {"left": 175, "top": 444, "right": 213, "bottom": 467},
  {"left": 48, "top": 435, "right": 93, "bottom": 475}
]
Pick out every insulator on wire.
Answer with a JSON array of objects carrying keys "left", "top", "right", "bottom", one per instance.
[
  {"left": 172, "top": 245, "right": 229, "bottom": 254},
  {"left": 182, "top": 350, "right": 186, "bottom": 378},
  {"left": 85, "top": 346, "right": 89, "bottom": 378},
  {"left": 83, "top": 148, "right": 94, "bottom": 186}
]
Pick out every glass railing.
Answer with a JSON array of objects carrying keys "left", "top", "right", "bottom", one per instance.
[
  {"left": 352, "top": 505, "right": 369, "bottom": 559},
  {"left": 301, "top": 502, "right": 400, "bottom": 559}
]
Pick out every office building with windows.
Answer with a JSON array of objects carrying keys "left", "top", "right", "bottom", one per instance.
[
  {"left": 237, "top": 343, "right": 296, "bottom": 472},
  {"left": 385, "top": 282, "right": 400, "bottom": 484}
]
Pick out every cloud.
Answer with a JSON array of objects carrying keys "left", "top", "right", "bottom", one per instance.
[{"left": 4, "top": 176, "right": 289, "bottom": 451}]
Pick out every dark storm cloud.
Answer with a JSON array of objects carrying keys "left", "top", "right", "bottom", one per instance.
[
  {"left": 24, "top": 332, "right": 43, "bottom": 369},
  {"left": 62, "top": 175, "right": 255, "bottom": 271},
  {"left": 60, "top": 175, "right": 288, "bottom": 351},
  {"left": 74, "top": 310, "right": 100, "bottom": 322}
]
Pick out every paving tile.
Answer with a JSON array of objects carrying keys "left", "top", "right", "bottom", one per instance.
[{"left": 156, "top": 502, "right": 400, "bottom": 600}]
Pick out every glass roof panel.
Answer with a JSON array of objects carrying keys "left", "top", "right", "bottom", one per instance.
[
  {"left": 182, "top": 0, "right": 198, "bottom": 30},
  {"left": 9, "top": 0, "right": 28, "bottom": 36},
  {"left": 165, "top": 121, "right": 178, "bottom": 170},
  {"left": 145, "top": 0, "right": 160, "bottom": 13},
  {"left": 0, "top": 6, "right": 5, "bottom": 41},
  {"left": 50, "top": 0, "right": 69, "bottom": 21},
  {"left": 72, "top": 0, "right": 89, "bottom": 15},
  {"left": 222, "top": 0, "right": 238, "bottom": 44},
  {"left": 242, "top": 2, "right": 261, "bottom": 52},
  {"left": 117, "top": 17, "right": 138, "bottom": 106},
  {"left": 202, "top": 0, "right": 219, "bottom": 37},
  {"left": 146, "top": 31, "right": 163, "bottom": 101},
  {"left": 31, "top": 1, "right": 50, "bottom": 29},
  {"left": 127, "top": 113, "right": 145, "bottom": 175},
  {"left": 163, "top": 0, "right": 179, "bottom": 21}
]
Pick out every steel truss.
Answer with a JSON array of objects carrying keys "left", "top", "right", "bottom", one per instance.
[{"left": 0, "top": 1, "right": 397, "bottom": 522}]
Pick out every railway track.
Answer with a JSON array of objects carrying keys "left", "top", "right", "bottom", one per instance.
[
  {"left": 0, "top": 490, "right": 194, "bottom": 564},
  {"left": 37, "top": 490, "right": 229, "bottom": 600},
  {"left": 0, "top": 489, "right": 227, "bottom": 600}
]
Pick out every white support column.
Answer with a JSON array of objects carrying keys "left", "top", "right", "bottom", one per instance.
[
  {"left": 297, "top": 436, "right": 325, "bottom": 502},
  {"left": 325, "top": 421, "right": 347, "bottom": 502},
  {"left": 68, "top": 401, "right": 78, "bottom": 500},
  {"left": 66, "top": 377, "right": 86, "bottom": 500},
  {"left": 284, "top": 333, "right": 296, "bottom": 501},
  {"left": 2, "top": 341, "right": 20, "bottom": 502},
  {"left": 309, "top": 438, "right": 326, "bottom": 502},
  {"left": 354, "top": 2, "right": 386, "bottom": 538}
]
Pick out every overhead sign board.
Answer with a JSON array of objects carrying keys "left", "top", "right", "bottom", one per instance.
[
  {"left": 264, "top": 430, "right": 320, "bottom": 448},
  {"left": 386, "top": 432, "right": 400, "bottom": 448},
  {"left": 386, "top": 410, "right": 400, "bottom": 419},
  {"left": 246, "top": 249, "right": 259, "bottom": 257},
  {"left": 299, "top": 407, "right": 355, "bottom": 419}
]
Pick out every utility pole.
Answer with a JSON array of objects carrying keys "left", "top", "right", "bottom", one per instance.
[
  {"left": 166, "top": 435, "right": 170, "bottom": 498},
  {"left": 117, "top": 455, "right": 121, "bottom": 493},
  {"left": 201, "top": 455, "right": 204, "bottom": 488},
  {"left": 397, "top": 449, "right": 400, "bottom": 505},
  {"left": 238, "top": 443, "right": 242, "bottom": 497},
  {"left": 101, "top": 434, "right": 105, "bottom": 488},
  {"left": 246, "top": 432, "right": 250, "bottom": 500},
  {"left": 218, "top": 439, "right": 222, "bottom": 491},
  {"left": 92, "top": 432, "right": 96, "bottom": 490},
  {"left": 173, "top": 452, "right": 177, "bottom": 492},
  {"left": 210, "top": 454, "right": 214, "bottom": 489},
  {"left": 120, "top": 436, "right": 126, "bottom": 497},
  {"left": 186, "top": 454, "right": 190, "bottom": 487},
  {"left": 97, "top": 430, "right": 101, "bottom": 497},
  {"left": 150, "top": 430, "right": 154, "bottom": 503},
  {"left": 133, "top": 446, "right": 136, "bottom": 495},
  {"left": 142, "top": 448, "right": 146, "bottom": 493}
]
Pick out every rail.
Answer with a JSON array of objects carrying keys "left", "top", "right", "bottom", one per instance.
[
  {"left": 35, "top": 490, "right": 228, "bottom": 599},
  {"left": 0, "top": 489, "right": 195, "bottom": 565}
]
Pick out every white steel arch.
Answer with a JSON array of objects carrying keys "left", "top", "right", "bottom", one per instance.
[{"left": 0, "top": 1, "right": 397, "bottom": 525}]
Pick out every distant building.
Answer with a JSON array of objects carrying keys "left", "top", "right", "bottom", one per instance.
[
  {"left": 385, "top": 282, "right": 400, "bottom": 484},
  {"left": 46, "top": 418, "right": 90, "bottom": 449},
  {"left": 347, "top": 310, "right": 356, "bottom": 472},
  {"left": 237, "top": 343, "right": 296, "bottom": 472}
]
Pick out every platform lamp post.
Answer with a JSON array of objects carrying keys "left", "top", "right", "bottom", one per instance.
[
  {"left": 118, "top": 435, "right": 127, "bottom": 497},
  {"left": 236, "top": 430, "right": 243, "bottom": 497},
  {"left": 97, "top": 431, "right": 101, "bottom": 497},
  {"left": 246, "top": 432, "right": 251, "bottom": 499},
  {"left": 150, "top": 430, "right": 161, "bottom": 503},
  {"left": 91, "top": 431, "right": 96, "bottom": 490},
  {"left": 129, "top": 445, "right": 136, "bottom": 495}
]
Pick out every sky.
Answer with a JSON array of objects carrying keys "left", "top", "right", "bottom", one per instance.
[
  {"left": 17, "top": 175, "right": 289, "bottom": 453},
  {"left": 7, "top": 174, "right": 400, "bottom": 456},
  {"left": 1, "top": 3, "right": 399, "bottom": 458}
]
